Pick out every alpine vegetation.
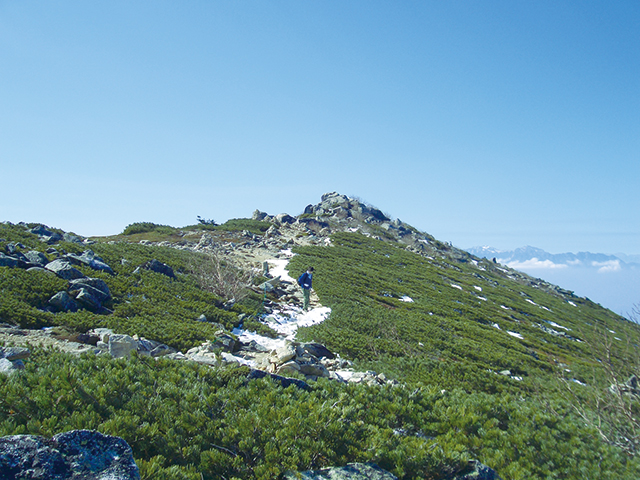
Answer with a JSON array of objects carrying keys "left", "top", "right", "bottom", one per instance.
[{"left": 1, "top": 193, "right": 639, "bottom": 479}]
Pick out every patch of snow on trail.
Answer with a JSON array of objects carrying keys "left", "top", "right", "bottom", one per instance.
[
  {"left": 234, "top": 306, "right": 332, "bottom": 352},
  {"left": 267, "top": 258, "right": 295, "bottom": 282},
  {"left": 233, "top": 253, "right": 331, "bottom": 351}
]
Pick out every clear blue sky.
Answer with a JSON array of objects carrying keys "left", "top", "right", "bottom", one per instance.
[{"left": 1, "top": 1, "right": 638, "bottom": 255}]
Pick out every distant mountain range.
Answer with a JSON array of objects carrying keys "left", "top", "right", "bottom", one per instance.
[
  {"left": 467, "top": 246, "right": 639, "bottom": 272},
  {"left": 467, "top": 245, "right": 640, "bottom": 315}
]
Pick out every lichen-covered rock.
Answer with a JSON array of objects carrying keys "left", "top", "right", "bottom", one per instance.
[
  {"left": 45, "top": 259, "right": 85, "bottom": 280},
  {"left": 108, "top": 334, "right": 138, "bottom": 358},
  {"left": 65, "top": 250, "right": 114, "bottom": 275},
  {"left": 49, "top": 291, "right": 79, "bottom": 313},
  {"left": 69, "top": 277, "right": 111, "bottom": 302},
  {"left": 23, "top": 250, "right": 49, "bottom": 267},
  {"left": 0, "top": 429, "right": 140, "bottom": 479}
]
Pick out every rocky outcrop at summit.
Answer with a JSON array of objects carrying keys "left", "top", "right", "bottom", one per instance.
[{"left": 0, "top": 430, "right": 140, "bottom": 480}]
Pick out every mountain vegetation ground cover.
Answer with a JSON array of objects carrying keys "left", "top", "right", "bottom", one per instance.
[{"left": 1, "top": 220, "right": 639, "bottom": 479}]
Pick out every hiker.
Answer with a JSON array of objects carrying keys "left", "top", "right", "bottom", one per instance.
[{"left": 297, "top": 267, "right": 314, "bottom": 311}]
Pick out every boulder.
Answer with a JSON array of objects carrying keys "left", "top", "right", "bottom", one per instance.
[
  {"left": 108, "top": 334, "right": 138, "bottom": 358},
  {"left": 0, "top": 429, "right": 140, "bottom": 480},
  {"left": 258, "top": 276, "right": 281, "bottom": 293},
  {"left": 213, "top": 333, "right": 236, "bottom": 352},
  {"left": 252, "top": 209, "right": 269, "bottom": 221},
  {"left": 0, "top": 358, "right": 19, "bottom": 375},
  {"left": 62, "top": 232, "right": 84, "bottom": 243},
  {"left": 274, "top": 213, "right": 295, "bottom": 225},
  {"left": 272, "top": 343, "right": 296, "bottom": 364},
  {"left": 5, "top": 242, "right": 24, "bottom": 255},
  {"left": 0, "top": 252, "right": 18, "bottom": 268},
  {"left": 247, "top": 369, "right": 309, "bottom": 390},
  {"left": 284, "top": 463, "right": 397, "bottom": 480},
  {"left": 45, "top": 259, "right": 85, "bottom": 280},
  {"left": 69, "top": 278, "right": 111, "bottom": 302},
  {"left": 298, "top": 361, "right": 330, "bottom": 378},
  {"left": 48, "top": 291, "right": 79, "bottom": 313},
  {"left": 276, "top": 361, "right": 301, "bottom": 376},
  {"left": 301, "top": 342, "right": 335, "bottom": 360},
  {"left": 66, "top": 250, "right": 114, "bottom": 274},
  {"left": 23, "top": 250, "right": 49, "bottom": 267},
  {"left": 453, "top": 460, "right": 503, "bottom": 480},
  {"left": 0, "top": 346, "right": 31, "bottom": 361},
  {"left": 135, "top": 259, "right": 175, "bottom": 278},
  {"left": 74, "top": 288, "right": 102, "bottom": 311}
]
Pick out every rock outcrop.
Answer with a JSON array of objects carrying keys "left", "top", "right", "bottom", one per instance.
[{"left": 0, "top": 430, "right": 140, "bottom": 480}]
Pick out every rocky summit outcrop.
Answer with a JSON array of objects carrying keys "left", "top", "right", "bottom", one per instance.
[{"left": 0, "top": 429, "right": 140, "bottom": 480}]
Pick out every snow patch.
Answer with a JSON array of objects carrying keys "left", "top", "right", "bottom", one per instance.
[
  {"left": 399, "top": 296, "right": 414, "bottom": 303},
  {"left": 474, "top": 286, "right": 482, "bottom": 292},
  {"left": 507, "top": 331, "right": 524, "bottom": 339},
  {"left": 546, "top": 321, "right": 569, "bottom": 331},
  {"left": 267, "top": 258, "right": 296, "bottom": 283},
  {"left": 451, "top": 284, "right": 462, "bottom": 290}
]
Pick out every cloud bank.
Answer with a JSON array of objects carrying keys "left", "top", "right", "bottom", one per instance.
[{"left": 504, "top": 258, "right": 568, "bottom": 270}]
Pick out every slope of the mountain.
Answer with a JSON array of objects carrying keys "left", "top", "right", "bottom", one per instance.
[{"left": 1, "top": 193, "right": 639, "bottom": 480}]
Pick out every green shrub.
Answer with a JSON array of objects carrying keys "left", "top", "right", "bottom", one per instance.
[{"left": 122, "top": 223, "right": 177, "bottom": 236}]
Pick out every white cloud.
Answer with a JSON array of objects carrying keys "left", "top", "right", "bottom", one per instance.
[
  {"left": 592, "top": 260, "right": 621, "bottom": 273},
  {"left": 506, "top": 258, "right": 568, "bottom": 270}
]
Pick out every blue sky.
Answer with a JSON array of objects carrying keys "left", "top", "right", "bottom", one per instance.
[{"left": 1, "top": 1, "right": 638, "bottom": 255}]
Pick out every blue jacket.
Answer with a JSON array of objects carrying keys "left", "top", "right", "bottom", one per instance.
[{"left": 298, "top": 271, "right": 313, "bottom": 289}]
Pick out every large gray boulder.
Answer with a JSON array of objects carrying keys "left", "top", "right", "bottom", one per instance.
[
  {"left": 108, "top": 334, "right": 138, "bottom": 358},
  {"left": 0, "top": 429, "right": 140, "bottom": 479},
  {"left": 69, "top": 278, "right": 111, "bottom": 302},
  {"left": 0, "top": 252, "right": 18, "bottom": 268},
  {"left": 134, "top": 259, "right": 175, "bottom": 278},
  {"left": 274, "top": 213, "right": 296, "bottom": 225},
  {"left": 285, "top": 463, "right": 397, "bottom": 480},
  {"left": 0, "top": 346, "right": 31, "bottom": 361},
  {"left": 65, "top": 250, "right": 114, "bottom": 275},
  {"left": 48, "top": 291, "right": 79, "bottom": 313},
  {"left": 30, "top": 224, "right": 63, "bottom": 244},
  {"left": 23, "top": 250, "right": 49, "bottom": 267},
  {"left": 45, "top": 259, "right": 85, "bottom": 280}
]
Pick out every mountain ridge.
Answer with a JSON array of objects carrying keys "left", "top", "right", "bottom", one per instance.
[{"left": 1, "top": 192, "right": 639, "bottom": 479}]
